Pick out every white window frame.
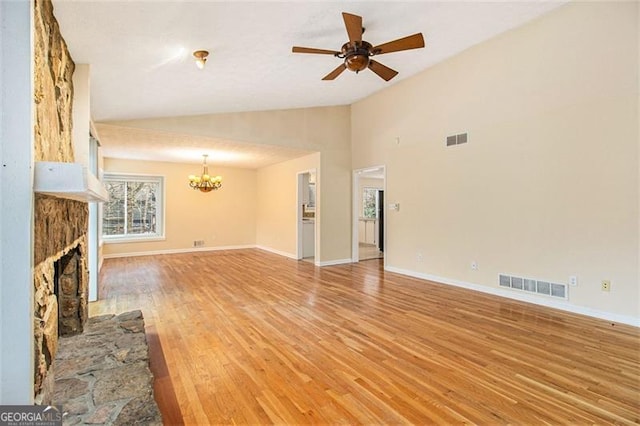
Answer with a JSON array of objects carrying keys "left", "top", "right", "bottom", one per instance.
[
  {"left": 362, "top": 187, "right": 379, "bottom": 219},
  {"left": 102, "top": 173, "right": 166, "bottom": 243}
]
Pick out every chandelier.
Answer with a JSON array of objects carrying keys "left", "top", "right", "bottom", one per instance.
[{"left": 188, "top": 154, "right": 222, "bottom": 192}]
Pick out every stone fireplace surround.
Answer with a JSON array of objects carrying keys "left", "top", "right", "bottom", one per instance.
[
  {"left": 33, "top": 197, "right": 89, "bottom": 404},
  {"left": 32, "top": 0, "right": 92, "bottom": 404},
  {"left": 32, "top": 4, "right": 161, "bottom": 420}
]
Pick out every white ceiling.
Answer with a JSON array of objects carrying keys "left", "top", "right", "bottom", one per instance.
[
  {"left": 53, "top": 0, "right": 565, "bottom": 167},
  {"left": 95, "top": 122, "right": 314, "bottom": 169}
]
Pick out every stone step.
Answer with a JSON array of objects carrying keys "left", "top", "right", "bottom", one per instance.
[{"left": 51, "top": 310, "right": 162, "bottom": 425}]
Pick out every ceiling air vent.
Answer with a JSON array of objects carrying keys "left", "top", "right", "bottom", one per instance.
[
  {"left": 446, "top": 132, "right": 468, "bottom": 147},
  {"left": 498, "top": 274, "right": 567, "bottom": 299}
]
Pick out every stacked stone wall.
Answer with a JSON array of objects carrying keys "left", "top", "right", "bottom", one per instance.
[{"left": 33, "top": 0, "right": 89, "bottom": 403}]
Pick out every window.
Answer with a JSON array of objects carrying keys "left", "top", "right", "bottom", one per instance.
[
  {"left": 102, "top": 174, "right": 164, "bottom": 242},
  {"left": 362, "top": 188, "right": 379, "bottom": 219}
]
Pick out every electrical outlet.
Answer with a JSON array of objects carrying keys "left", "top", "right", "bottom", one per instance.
[
  {"left": 569, "top": 275, "right": 578, "bottom": 287},
  {"left": 416, "top": 252, "right": 424, "bottom": 262},
  {"left": 193, "top": 240, "right": 205, "bottom": 247},
  {"left": 471, "top": 261, "right": 478, "bottom": 271},
  {"left": 601, "top": 280, "right": 611, "bottom": 292}
]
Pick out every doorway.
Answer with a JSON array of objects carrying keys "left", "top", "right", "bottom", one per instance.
[
  {"left": 297, "top": 170, "right": 317, "bottom": 264},
  {"left": 352, "top": 166, "right": 386, "bottom": 263}
]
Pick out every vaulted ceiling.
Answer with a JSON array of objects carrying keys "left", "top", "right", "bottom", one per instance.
[{"left": 53, "top": 1, "right": 566, "bottom": 167}]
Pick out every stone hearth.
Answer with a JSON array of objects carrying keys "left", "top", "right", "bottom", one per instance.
[{"left": 52, "top": 310, "right": 162, "bottom": 425}]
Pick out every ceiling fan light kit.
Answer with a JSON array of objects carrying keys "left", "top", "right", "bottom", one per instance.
[
  {"left": 292, "top": 12, "right": 425, "bottom": 81},
  {"left": 342, "top": 41, "right": 372, "bottom": 72},
  {"left": 193, "top": 50, "right": 209, "bottom": 69}
]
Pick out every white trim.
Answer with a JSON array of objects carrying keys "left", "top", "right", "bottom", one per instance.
[
  {"left": 317, "top": 258, "right": 353, "bottom": 267},
  {"left": 34, "top": 162, "right": 108, "bottom": 202},
  {"left": 103, "top": 244, "right": 255, "bottom": 259},
  {"left": 103, "top": 236, "right": 166, "bottom": 244},
  {"left": 296, "top": 172, "right": 304, "bottom": 260},
  {"left": 102, "top": 245, "right": 353, "bottom": 268},
  {"left": 102, "top": 173, "right": 165, "bottom": 241},
  {"left": 103, "top": 172, "right": 165, "bottom": 180},
  {"left": 385, "top": 266, "right": 640, "bottom": 328},
  {"left": 0, "top": 0, "right": 34, "bottom": 404},
  {"left": 255, "top": 245, "right": 298, "bottom": 260},
  {"left": 351, "top": 171, "right": 359, "bottom": 263}
]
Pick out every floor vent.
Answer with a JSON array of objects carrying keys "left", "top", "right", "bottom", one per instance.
[{"left": 499, "top": 274, "right": 567, "bottom": 299}]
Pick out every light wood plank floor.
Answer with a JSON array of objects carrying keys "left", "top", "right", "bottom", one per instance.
[{"left": 92, "top": 249, "right": 640, "bottom": 425}]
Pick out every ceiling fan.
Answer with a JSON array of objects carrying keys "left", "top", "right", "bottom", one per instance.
[{"left": 292, "top": 12, "right": 425, "bottom": 82}]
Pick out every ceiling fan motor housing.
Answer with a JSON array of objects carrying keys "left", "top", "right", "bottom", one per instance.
[{"left": 341, "top": 41, "right": 372, "bottom": 72}]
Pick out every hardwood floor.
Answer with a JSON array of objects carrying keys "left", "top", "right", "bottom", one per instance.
[{"left": 92, "top": 249, "right": 640, "bottom": 425}]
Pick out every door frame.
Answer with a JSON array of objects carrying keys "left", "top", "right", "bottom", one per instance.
[
  {"left": 352, "top": 165, "right": 386, "bottom": 264},
  {"left": 296, "top": 169, "right": 317, "bottom": 262}
]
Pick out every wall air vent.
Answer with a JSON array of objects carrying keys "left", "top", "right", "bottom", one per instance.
[
  {"left": 499, "top": 274, "right": 567, "bottom": 299},
  {"left": 446, "top": 133, "right": 468, "bottom": 147}
]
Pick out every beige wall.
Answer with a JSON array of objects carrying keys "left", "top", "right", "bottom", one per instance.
[
  {"left": 352, "top": 2, "right": 639, "bottom": 320},
  {"left": 256, "top": 153, "right": 320, "bottom": 257},
  {"left": 103, "top": 158, "right": 257, "bottom": 256},
  {"left": 103, "top": 105, "right": 351, "bottom": 263}
]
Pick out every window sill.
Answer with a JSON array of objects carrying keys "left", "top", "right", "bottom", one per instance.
[{"left": 103, "top": 236, "right": 166, "bottom": 244}]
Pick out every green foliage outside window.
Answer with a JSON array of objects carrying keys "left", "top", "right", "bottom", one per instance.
[
  {"left": 363, "top": 188, "right": 378, "bottom": 219},
  {"left": 103, "top": 175, "right": 163, "bottom": 240}
]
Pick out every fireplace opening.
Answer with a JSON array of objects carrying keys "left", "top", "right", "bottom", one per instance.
[
  {"left": 35, "top": 240, "right": 89, "bottom": 403},
  {"left": 54, "top": 245, "right": 86, "bottom": 337}
]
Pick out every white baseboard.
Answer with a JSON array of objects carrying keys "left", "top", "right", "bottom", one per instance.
[
  {"left": 317, "top": 258, "right": 353, "bottom": 267},
  {"left": 255, "top": 247, "right": 352, "bottom": 267},
  {"left": 103, "top": 244, "right": 255, "bottom": 259},
  {"left": 100, "top": 248, "right": 637, "bottom": 326},
  {"left": 255, "top": 245, "right": 298, "bottom": 260},
  {"left": 385, "top": 266, "right": 639, "bottom": 328},
  {"left": 103, "top": 244, "right": 354, "bottom": 269}
]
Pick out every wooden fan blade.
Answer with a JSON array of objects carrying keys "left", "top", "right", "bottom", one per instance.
[
  {"left": 342, "top": 12, "right": 363, "bottom": 43},
  {"left": 368, "top": 60, "right": 398, "bottom": 81},
  {"left": 292, "top": 46, "right": 339, "bottom": 55},
  {"left": 373, "top": 33, "right": 425, "bottom": 55},
  {"left": 322, "top": 63, "right": 347, "bottom": 80}
]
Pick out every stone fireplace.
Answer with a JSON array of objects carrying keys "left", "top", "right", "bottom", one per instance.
[
  {"left": 33, "top": 197, "right": 89, "bottom": 404},
  {"left": 33, "top": 0, "right": 89, "bottom": 404},
  {"left": 28, "top": 2, "right": 162, "bottom": 421}
]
